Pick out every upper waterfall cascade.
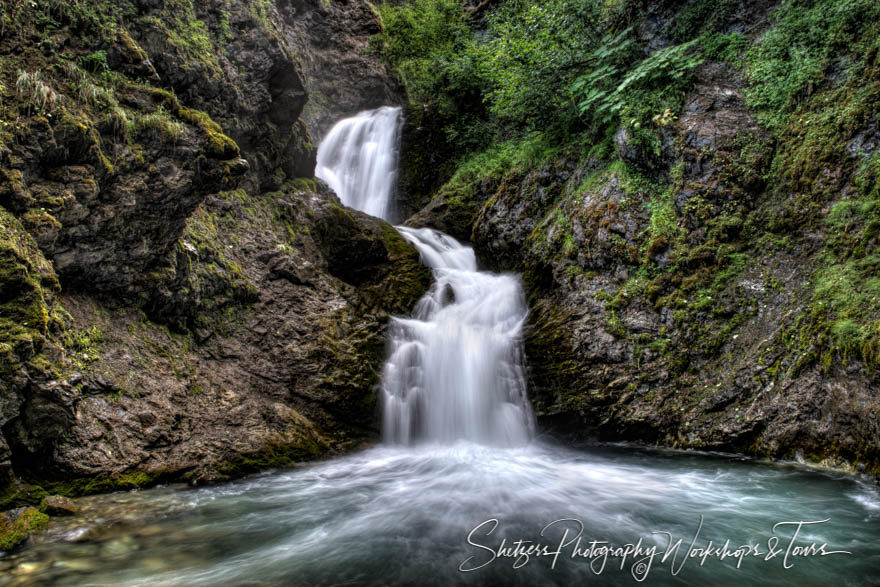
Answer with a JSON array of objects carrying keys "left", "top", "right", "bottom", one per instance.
[{"left": 315, "top": 106, "right": 403, "bottom": 222}]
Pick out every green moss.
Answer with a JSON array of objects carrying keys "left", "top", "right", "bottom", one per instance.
[
  {"left": 62, "top": 324, "right": 105, "bottom": 369},
  {"left": 215, "top": 437, "right": 328, "bottom": 478},
  {"left": 177, "top": 107, "right": 239, "bottom": 159},
  {"left": 0, "top": 207, "right": 59, "bottom": 377},
  {"left": 44, "top": 471, "right": 158, "bottom": 497},
  {"left": 143, "top": 90, "right": 239, "bottom": 159},
  {"left": 0, "top": 482, "right": 50, "bottom": 510},
  {"left": 290, "top": 177, "right": 317, "bottom": 192},
  {"left": 745, "top": 0, "right": 880, "bottom": 131},
  {"left": 135, "top": 107, "right": 185, "bottom": 142},
  {"left": 604, "top": 310, "right": 627, "bottom": 339},
  {"left": 0, "top": 507, "right": 49, "bottom": 551}
]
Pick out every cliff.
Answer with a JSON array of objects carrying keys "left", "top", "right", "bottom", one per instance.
[
  {"left": 398, "top": 0, "right": 880, "bottom": 475},
  {"left": 0, "top": 0, "right": 428, "bottom": 513}
]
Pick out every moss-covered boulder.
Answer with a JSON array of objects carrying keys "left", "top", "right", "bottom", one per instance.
[{"left": 0, "top": 507, "right": 49, "bottom": 552}]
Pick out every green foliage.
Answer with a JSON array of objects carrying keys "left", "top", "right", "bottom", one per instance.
[
  {"left": 476, "top": 0, "right": 604, "bottom": 129},
  {"left": 663, "top": 0, "right": 739, "bottom": 41},
  {"left": 374, "top": 0, "right": 637, "bottom": 150},
  {"left": 571, "top": 35, "right": 703, "bottom": 131},
  {"left": 449, "top": 133, "right": 560, "bottom": 186},
  {"left": 803, "top": 154, "right": 880, "bottom": 368},
  {"left": 79, "top": 50, "right": 109, "bottom": 73},
  {"left": 374, "top": 0, "right": 490, "bottom": 150},
  {"left": 700, "top": 32, "right": 749, "bottom": 64},
  {"left": 373, "top": 0, "right": 472, "bottom": 103},
  {"left": 6, "top": 0, "right": 137, "bottom": 42},
  {"left": 745, "top": 0, "right": 880, "bottom": 130},
  {"left": 63, "top": 324, "right": 105, "bottom": 367},
  {"left": 135, "top": 107, "right": 185, "bottom": 142}
]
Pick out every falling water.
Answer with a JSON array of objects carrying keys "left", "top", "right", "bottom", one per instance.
[
  {"left": 315, "top": 106, "right": 403, "bottom": 221},
  {"left": 382, "top": 227, "right": 534, "bottom": 445},
  {"left": 315, "top": 106, "right": 534, "bottom": 446}
]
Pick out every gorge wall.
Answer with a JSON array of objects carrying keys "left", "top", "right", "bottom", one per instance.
[
  {"left": 0, "top": 0, "right": 428, "bottom": 506},
  {"left": 400, "top": 0, "right": 880, "bottom": 476}
]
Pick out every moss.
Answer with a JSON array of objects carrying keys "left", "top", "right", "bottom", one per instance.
[
  {"left": 604, "top": 310, "right": 627, "bottom": 339},
  {"left": 117, "top": 30, "right": 149, "bottom": 62},
  {"left": 0, "top": 507, "right": 49, "bottom": 551},
  {"left": 290, "top": 177, "right": 317, "bottom": 192},
  {"left": 0, "top": 207, "right": 59, "bottom": 377},
  {"left": 44, "top": 471, "right": 159, "bottom": 497},
  {"left": 358, "top": 224, "right": 432, "bottom": 314},
  {"left": 144, "top": 90, "right": 239, "bottom": 159},
  {"left": 135, "top": 107, "right": 185, "bottom": 142},
  {"left": 0, "top": 482, "right": 50, "bottom": 510},
  {"left": 61, "top": 324, "right": 104, "bottom": 369},
  {"left": 177, "top": 106, "right": 239, "bottom": 159},
  {"left": 214, "top": 437, "right": 328, "bottom": 478}
]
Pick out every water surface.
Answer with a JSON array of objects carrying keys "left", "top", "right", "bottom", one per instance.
[{"left": 2, "top": 442, "right": 878, "bottom": 586}]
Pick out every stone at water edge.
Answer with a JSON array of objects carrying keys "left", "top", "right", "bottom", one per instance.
[
  {"left": 42, "top": 495, "right": 81, "bottom": 516},
  {"left": 0, "top": 507, "right": 49, "bottom": 551}
]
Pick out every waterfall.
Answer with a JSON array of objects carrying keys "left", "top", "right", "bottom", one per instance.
[
  {"left": 315, "top": 106, "right": 403, "bottom": 221},
  {"left": 382, "top": 227, "right": 534, "bottom": 446},
  {"left": 315, "top": 107, "right": 534, "bottom": 447}
]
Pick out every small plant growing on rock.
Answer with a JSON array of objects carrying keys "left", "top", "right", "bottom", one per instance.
[{"left": 15, "top": 70, "right": 64, "bottom": 114}]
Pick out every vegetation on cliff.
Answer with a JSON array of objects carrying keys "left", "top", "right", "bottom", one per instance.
[{"left": 379, "top": 0, "right": 880, "bottom": 472}]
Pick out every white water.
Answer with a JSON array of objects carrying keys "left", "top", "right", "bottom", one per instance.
[
  {"left": 382, "top": 227, "right": 534, "bottom": 446},
  {"left": 315, "top": 106, "right": 534, "bottom": 447},
  {"left": 315, "top": 106, "right": 403, "bottom": 221}
]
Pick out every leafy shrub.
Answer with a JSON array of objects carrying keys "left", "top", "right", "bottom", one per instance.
[
  {"left": 373, "top": 0, "right": 473, "bottom": 104},
  {"left": 80, "top": 50, "right": 109, "bottom": 73},
  {"left": 475, "top": 0, "right": 605, "bottom": 129},
  {"left": 571, "top": 34, "right": 702, "bottom": 127}
]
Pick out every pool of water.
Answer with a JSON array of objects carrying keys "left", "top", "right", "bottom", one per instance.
[{"left": 1, "top": 441, "right": 878, "bottom": 586}]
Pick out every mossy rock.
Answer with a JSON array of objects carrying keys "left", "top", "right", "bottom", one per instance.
[
  {"left": 0, "top": 207, "right": 59, "bottom": 378},
  {"left": 0, "top": 507, "right": 49, "bottom": 551},
  {"left": 0, "top": 482, "right": 50, "bottom": 510},
  {"left": 198, "top": 437, "right": 329, "bottom": 483},
  {"left": 43, "top": 471, "right": 159, "bottom": 497},
  {"left": 178, "top": 107, "right": 240, "bottom": 160}
]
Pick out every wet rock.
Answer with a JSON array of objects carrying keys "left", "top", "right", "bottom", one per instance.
[
  {"left": 0, "top": 0, "right": 428, "bottom": 495},
  {"left": 0, "top": 507, "right": 49, "bottom": 551},
  {"left": 42, "top": 496, "right": 81, "bottom": 517},
  {"left": 277, "top": 0, "right": 404, "bottom": 139}
]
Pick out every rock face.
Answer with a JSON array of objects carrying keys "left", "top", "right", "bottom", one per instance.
[
  {"left": 0, "top": 0, "right": 428, "bottom": 499},
  {"left": 41, "top": 495, "right": 80, "bottom": 516},
  {"left": 277, "top": 0, "right": 405, "bottom": 139},
  {"left": 406, "top": 5, "right": 880, "bottom": 476},
  {"left": 0, "top": 507, "right": 48, "bottom": 551}
]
